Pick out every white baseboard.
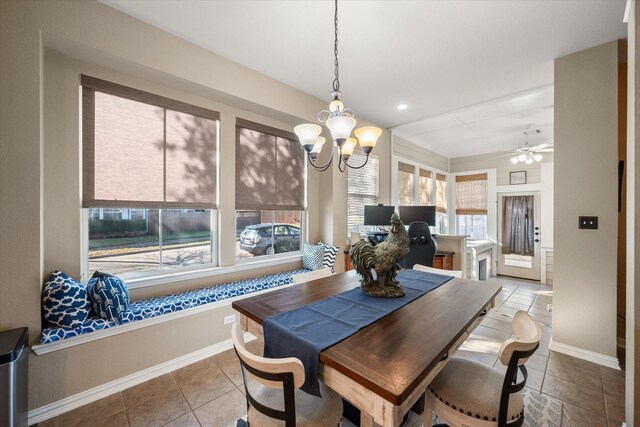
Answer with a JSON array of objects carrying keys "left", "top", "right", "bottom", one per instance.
[
  {"left": 548, "top": 339, "right": 620, "bottom": 370},
  {"left": 28, "top": 332, "right": 255, "bottom": 425}
]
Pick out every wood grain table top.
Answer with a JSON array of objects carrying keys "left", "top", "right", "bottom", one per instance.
[{"left": 232, "top": 270, "right": 501, "bottom": 405}]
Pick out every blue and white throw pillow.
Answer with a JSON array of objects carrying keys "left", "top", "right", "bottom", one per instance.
[
  {"left": 86, "top": 271, "right": 130, "bottom": 324},
  {"left": 302, "top": 243, "right": 325, "bottom": 271},
  {"left": 319, "top": 242, "right": 339, "bottom": 272},
  {"left": 41, "top": 270, "right": 90, "bottom": 329}
]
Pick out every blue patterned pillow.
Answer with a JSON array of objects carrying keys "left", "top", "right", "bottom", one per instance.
[
  {"left": 320, "top": 242, "right": 339, "bottom": 272},
  {"left": 302, "top": 243, "right": 325, "bottom": 271},
  {"left": 41, "top": 270, "right": 90, "bottom": 329},
  {"left": 87, "top": 271, "right": 130, "bottom": 324}
]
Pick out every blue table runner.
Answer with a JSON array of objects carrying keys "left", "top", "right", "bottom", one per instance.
[{"left": 263, "top": 269, "right": 453, "bottom": 396}]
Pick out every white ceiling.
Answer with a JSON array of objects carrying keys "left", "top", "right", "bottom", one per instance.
[
  {"left": 393, "top": 85, "right": 554, "bottom": 157},
  {"left": 102, "top": 0, "right": 627, "bottom": 157}
]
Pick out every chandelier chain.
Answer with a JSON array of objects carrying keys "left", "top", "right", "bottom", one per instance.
[{"left": 333, "top": 0, "right": 340, "bottom": 92}]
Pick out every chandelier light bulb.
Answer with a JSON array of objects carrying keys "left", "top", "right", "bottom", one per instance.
[
  {"left": 294, "top": 124, "right": 323, "bottom": 153},
  {"left": 326, "top": 115, "right": 357, "bottom": 146},
  {"left": 341, "top": 137, "right": 357, "bottom": 160},
  {"left": 329, "top": 98, "right": 344, "bottom": 115},
  {"left": 309, "top": 136, "right": 326, "bottom": 160},
  {"left": 354, "top": 126, "right": 382, "bottom": 154}
]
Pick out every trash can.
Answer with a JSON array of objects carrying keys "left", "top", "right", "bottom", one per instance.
[{"left": 0, "top": 328, "right": 28, "bottom": 427}]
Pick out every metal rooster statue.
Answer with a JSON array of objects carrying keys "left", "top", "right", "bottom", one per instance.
[{"left": 349, "top": 212, "right": 410, "bottom": 297}]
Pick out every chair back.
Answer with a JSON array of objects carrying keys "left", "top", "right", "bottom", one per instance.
[
  {"left": 413, "top": 264, "right": 463, "bottom": 278},
  {"left": 293, "top": 267, "right": 332, "bottom": 285},
  {"left": 496, "top": 311, "right": 542, "bottom": 427},
  {"left": 401, "top": 221, "right": 437, "bottom": 269},
  {"left": 231, "top": 323, "right": 305, "bottom": 426}
]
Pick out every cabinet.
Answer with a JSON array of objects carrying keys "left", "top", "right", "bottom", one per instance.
[{"left": 433, "top": 251, "right": 454, "bottom": 270}]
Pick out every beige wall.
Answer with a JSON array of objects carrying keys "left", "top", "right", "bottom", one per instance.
[
  {"left": 392, "top": 135, "right": 449, "bottom": 172},
  {"left": 553, "top": 41, "right": 620, "bottom": 359},
  {"left": 450, "top": 151, "right": 553, "bottom": 185},
  {"left": 0, "top": 0, "right": 389, "bottom": 410}
]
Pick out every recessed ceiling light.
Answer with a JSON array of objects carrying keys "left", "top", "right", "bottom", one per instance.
[{"left": 397, "top": 104, "right": 408, "bottom": 110}]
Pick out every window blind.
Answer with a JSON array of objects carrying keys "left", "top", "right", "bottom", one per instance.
[
  {"left": 397, "top": 162, "right": 415, "bottom": 206},
  {"left": 347, "top": 153, "right": 379, "bottom": 232},
  {"left": 419, "top": 169, "right": 433, "bottom": 205},
  {"left": 455, "top": 173, "right": 488, "bottom": 215},
  {"left": 235, "top": 118, "right": 304, "bottom": 211},
  {"left": 436, "top": 173, "right": 447, "bottom": 213},
  {"left": 82, "top": 75, "right": 219, "bottom": 209}
]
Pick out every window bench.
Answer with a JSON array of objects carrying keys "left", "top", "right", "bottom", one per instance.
[{"left": 37, "top": 268, "right": 310, "bottom": 349}]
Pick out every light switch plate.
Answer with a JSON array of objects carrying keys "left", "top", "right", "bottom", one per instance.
[
  {"left": 223, "top": 314, "right": 236, "bottom": 325},
  {"left": 578, "top": 216, "right": 598, "bottom": 229}
]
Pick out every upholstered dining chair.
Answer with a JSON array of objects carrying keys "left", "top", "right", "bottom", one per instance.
[
  {"left": 293, "top": 267, "right": 332, "bottom": 285},
  {"left": 426, "top": 310, "right": 542, "bottom": 427},
  {"left": 231, "top": 323, "right": 343, "bottom": 426},
  {"left": 413, "top": 264, "right": 463, "bottom": 278}
]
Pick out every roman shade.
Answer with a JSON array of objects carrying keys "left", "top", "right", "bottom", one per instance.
[
  {"left": 419, "top": 169, "right": 433, "bottom": 205},
  {"left": 397, "top": 162, "right": 415, "bottom": 206},
  {"left": 455, "top": 173, "right": 488, "bottom": 215},
  {"left": 347, "top": 153, "right": 379, "bottom": 232},
  {"left": 435, "top": 173, "right": 447, "bottom": 214},
  {"left": 235, "top": 118, "right": 304, "bottom": 211},
  {"left": 82, "top": 75, "right": 219, "bottom": 209}
]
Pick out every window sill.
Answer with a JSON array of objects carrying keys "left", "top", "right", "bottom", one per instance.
[
  {"left": 32, "top": 277, "right": 301, "bottom": 355},
  {"left": 125, "top": 254, "right": 302, "bottom": 290}
]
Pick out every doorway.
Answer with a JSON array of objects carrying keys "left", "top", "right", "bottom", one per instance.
[{"left": 497, "top": 191, "right": 541, "bottom": 281}]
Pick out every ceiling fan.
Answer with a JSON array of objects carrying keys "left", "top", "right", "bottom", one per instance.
[{"left": 506, "top": 128, "right": 554, "bottom": 164}]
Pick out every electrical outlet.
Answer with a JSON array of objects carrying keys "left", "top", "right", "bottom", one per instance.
[
  {"left": 578, "top": 216, "right": 598, "bottom": 229},
  {"left": 223, "top": 314, "right": 236, "bottom": 325}
]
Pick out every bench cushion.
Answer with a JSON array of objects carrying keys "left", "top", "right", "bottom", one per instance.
[{"left": 41, "top": 268, "right": 309, "bottom": 344}]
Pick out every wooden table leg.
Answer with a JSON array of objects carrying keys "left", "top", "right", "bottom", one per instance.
[
  {"left": 360, "top": 412, "right": 380, "bottom": 427},
  {"left": 423, "top": 392, "right": 434, "bottom": 427}
]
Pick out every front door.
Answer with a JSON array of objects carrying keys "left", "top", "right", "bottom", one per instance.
[{"left": 497, "top": 191, "right": 541, "bottom": 281}]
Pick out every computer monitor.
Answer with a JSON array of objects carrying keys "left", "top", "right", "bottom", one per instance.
[
  {"left": 398, "top": 205, "right": 436, "bottom": 226},
  {"left": 364, "top": 205, "right": 396, "bottom": 226}
]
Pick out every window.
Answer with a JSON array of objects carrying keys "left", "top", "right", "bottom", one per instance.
[
  {"left": 435, "top": 173, "right": 448, "bottom": 233},
  {"left": 82, "top": 75, "right": 219, "bottom": 277},
  {"left": 455, "top": 173, "right": 488, "bottom": 240},
  {"left": 397, "top": 162, "right": 415, "bottom": 206},
  {"left": 347, "top": 153, "right": 379, "bottom": 233},
  {"left": 235, "top": 119, "right": 305, "bottom": 259},
  {"left": 419, "top": 169, "right": 433, "bottom": 205}
]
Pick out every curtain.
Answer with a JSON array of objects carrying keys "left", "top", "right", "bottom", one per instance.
[
  {"left": 347, "top": 153, "right": 379, "bottom": 232},
  {"left": 397, "top": 162, "right": 415, "bottom": 206},
  {"left": 455, "top": 173, "right": 488, "bottom": 215},
  {"left": 435, "top": 173, "right": 447, "bottom": 213},
  {"left": 82, "top": 75, "right": 219, "bottom": 209},
  {"left": 501, "top": 195, "right": 535, "bottom": 256}
]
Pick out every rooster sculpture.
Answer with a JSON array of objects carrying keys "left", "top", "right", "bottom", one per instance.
[{"left": 349, "top": 212, "right": 410, "bottom": 297}]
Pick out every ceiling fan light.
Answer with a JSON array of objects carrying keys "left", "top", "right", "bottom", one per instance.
[
  {"left": 525, "top": 157, "right": 534, "bottom": 164},
  {"left": 518, "top": 153, "right": 527, "bottom": 162},
  {"left": 533, "top": 153, "right": 543, "bottom": 162},
  {"left": 510, "top": 156, "right": 519, "bottom": 164}
]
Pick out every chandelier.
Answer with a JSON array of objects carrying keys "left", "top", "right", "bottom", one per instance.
[{"left": 294, "top": 0, "right": 382, "bottom": 172}]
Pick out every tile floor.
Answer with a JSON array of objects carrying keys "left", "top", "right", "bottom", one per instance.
[{"left": 36, "top": 276, "right": 625, "bottom": 427}]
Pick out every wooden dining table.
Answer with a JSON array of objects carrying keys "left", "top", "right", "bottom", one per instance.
[{"left": 232, "top": 270, "right": 501, "bottom": 427}]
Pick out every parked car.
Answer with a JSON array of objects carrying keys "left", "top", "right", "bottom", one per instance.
[{"left": 239, "top": 223, "right": 301, "bottom": 256}]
